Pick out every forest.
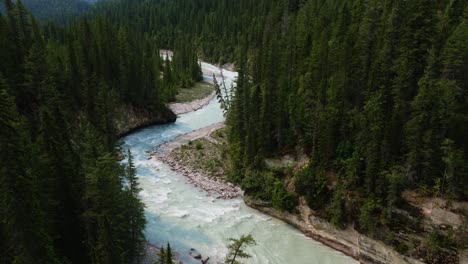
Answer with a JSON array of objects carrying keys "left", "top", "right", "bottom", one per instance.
[
  {"left": 0, "top": 0, "right": 201, "bottom": 263},
  {"left": 93, "top": 0, "right": 467, "bottom": 261},
  {"left": 1, "top": 0, "right": 467, "bottom": 263}
]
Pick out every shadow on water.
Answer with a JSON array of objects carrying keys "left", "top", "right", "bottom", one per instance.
[{"left": 145, "top": 210, "right": 215, "bottom": 264}]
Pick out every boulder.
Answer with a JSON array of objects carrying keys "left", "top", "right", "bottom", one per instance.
[{"left": 189, "top": 249, "right": 202, "bottom": 260}]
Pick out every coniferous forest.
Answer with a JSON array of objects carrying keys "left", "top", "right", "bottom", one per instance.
[
  {"left": 0, "top": 0, "right": 201, "bottom": 263},
  {"left": 1, "top": 0, "right": 467, "bottom": 263},
  {"left": 94, "top": 0, "right": 467, "bottom": 253}
]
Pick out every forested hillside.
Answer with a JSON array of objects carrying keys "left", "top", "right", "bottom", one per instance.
[
  {"left": 0, "top": 0, "right": 201, "bottom": 263},
  {"left": 93, "top": 0, "right": 467, "bottom": 205},
  {"left": 1, "top": 0, "right": 467, "bottom": 263},
  {"left": 93, "top": 0, "right": 467, "bottom": 261}
]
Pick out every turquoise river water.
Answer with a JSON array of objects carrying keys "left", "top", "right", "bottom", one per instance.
[{"left": 122, "top": 62, "right": 357, "bottom": 264}]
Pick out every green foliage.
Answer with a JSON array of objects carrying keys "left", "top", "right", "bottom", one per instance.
[
  {"left": 155, "top": 243, "right": 175, "bottom": 264},
  {"left": 241, "top": 170, "right": 297, "bottom": 211},
  {"left": 172, "top": 39, "right": 203, "bottom": 88},
  {"left": 0, "top": 2, "right": 154, "bottom": 263},
  {"left": 441, "top": 139, "right": 468, "bottom": 199},
  {"left": 225, "top": 234, "right": 256, "bottom": 264},
  {"left": 328, "top": 185, "right": 346, "bottom": 229},
  {"left": 195, "top": 141, "right": 203, "bottom": 150},
  {"left": 165, "top": 243, "right": 174, "bottom": 264},
  {"left": 383, "top": 166, "right": 406, "bottom": 220},
  {"left": 271, "top": 180, "right": 297, "bottom": 212},
  {"left": 422, "top": 230, "right": 458, "bottom": 263},
  {"left": 295, "top": 167, "right": 329, "bottom": 210},
  {"left": 95, "top": 0, "right": 468, "bottom": 237},
  {"left": 358, "top": 199, "right": 381, "bottom": 235},
  {"left": 2, "top": 0, "right": 467, "bottom": 262},
  {"left": 124, "top": 150, "right": 146, "bottom": 261},
  {"left": 175, "top": 81, "right": 214, "bottom": 103},
  {"left": 395, "top": 241, "right": 410, "bottom": 255}
]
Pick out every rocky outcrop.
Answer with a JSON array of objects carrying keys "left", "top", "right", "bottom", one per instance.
[
  {"left": 402, "top": 190, "right": 467, "bottom": 229},
  {"left": 245, "top": 196, "right": 424, "bottom": 264},
  {"left": 189, "top": 248, "right": 210, "bottom": 264},
  {"left": 116, "top": 105, "right": 176, "bottom": 137}
]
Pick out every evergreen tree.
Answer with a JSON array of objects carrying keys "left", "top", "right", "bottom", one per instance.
[
  {"left": 165, "top": 243, "right": 174, "bottom": 264},
  {"left": 124, "top": 149, "right": 146, "bottom": 262},
  {"left": 0, "top": 3, "right": 156, "bottom": 263},
  {"left": 225, "top": 234, "right": 256, "bottom": 264}
]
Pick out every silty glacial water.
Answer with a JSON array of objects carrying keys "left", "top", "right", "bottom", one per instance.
[{"left": 122, "top": 62, "right": 356, "bottom": 264}]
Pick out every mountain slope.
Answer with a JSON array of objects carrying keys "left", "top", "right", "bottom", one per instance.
[{"left": 1, "top": 0, "right": 91, "bottom": 22}]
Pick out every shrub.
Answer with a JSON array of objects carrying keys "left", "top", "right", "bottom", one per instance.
[
  {"left": 195, "top": 141, "right": 203, "bottom": 150},
  {"left": 358, "top": 199, "right": 380, "bottom": 235},
  {"left": 295, "top": 166, "right": 329, "bottom": 209},
  {"left": 272, "top": 180, "right": 297, "bottom": 212}
]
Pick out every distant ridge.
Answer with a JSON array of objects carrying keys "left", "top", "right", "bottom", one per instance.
[{"left": 0, "top": 0, "right": 94, "bottom": 23}]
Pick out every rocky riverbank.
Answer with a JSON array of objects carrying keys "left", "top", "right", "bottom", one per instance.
[
  {"left": 151, "top": 123, "right": 242, "bottom": 200},
  {"left": 154, "top": 152, "right": 242, "bottom": 199}
]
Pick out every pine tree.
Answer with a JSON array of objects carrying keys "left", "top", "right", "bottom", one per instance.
[
  {"left": 0, "top": 2, "right": 170, "bottom": 263},
  {"left": 225, "top": 234, "right": 256, "bottom": 264},
  {"left": 165, "top": 243, "right": 174, "bottom": 264},
  {"left": 0, "top": 74, "right": 60, "bottom": 264},
  {"left": 157, "top": 247, "right": 166, "bottom": 264},
  {"left": 124, "top": 149, "right": 146, "bottom": 261}
]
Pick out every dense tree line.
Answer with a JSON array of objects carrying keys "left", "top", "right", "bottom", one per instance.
[
  {"left": 92, "top": 0, "right": 467, "bottom": 259},
  {"left": 0, "top": 1, "right": 201, "bottom": 263},
  {"left": 94, "top": 0, "right": 467, "bottom": 211},
  {"left": 0, "top": 0, "right": 93, "bottom": 24},
  {"left": 226, "top": 0, "right": 468, "bottom": 221},
  {"left": 226, "top": 2, "right": 467, "bottom": 258},
  {"left": 2, "top": 0, "right": 466, "bottom": 262}
]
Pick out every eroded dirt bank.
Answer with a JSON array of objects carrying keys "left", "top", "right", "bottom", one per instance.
[{"left": 245, "top": 196, "right": 425, "bottom": 264}]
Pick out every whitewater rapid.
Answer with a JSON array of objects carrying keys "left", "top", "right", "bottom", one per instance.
[{"left": 122, "top": 62, "right": 356, "bottom": 264}]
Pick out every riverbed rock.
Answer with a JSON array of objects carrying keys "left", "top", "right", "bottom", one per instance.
[
  {"left": 189, "top": 248, "right": 202, "bottom": 260},
  {"left": 155, "top": 150, "right": 242, "bottom": 200},
  {"left": 402, "top": 191, "right": 466, "bottom": 229}
]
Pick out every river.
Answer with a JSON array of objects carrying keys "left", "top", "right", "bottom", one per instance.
[{"left": 122, "top": 62, "right": 357, "bottom": 264}]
